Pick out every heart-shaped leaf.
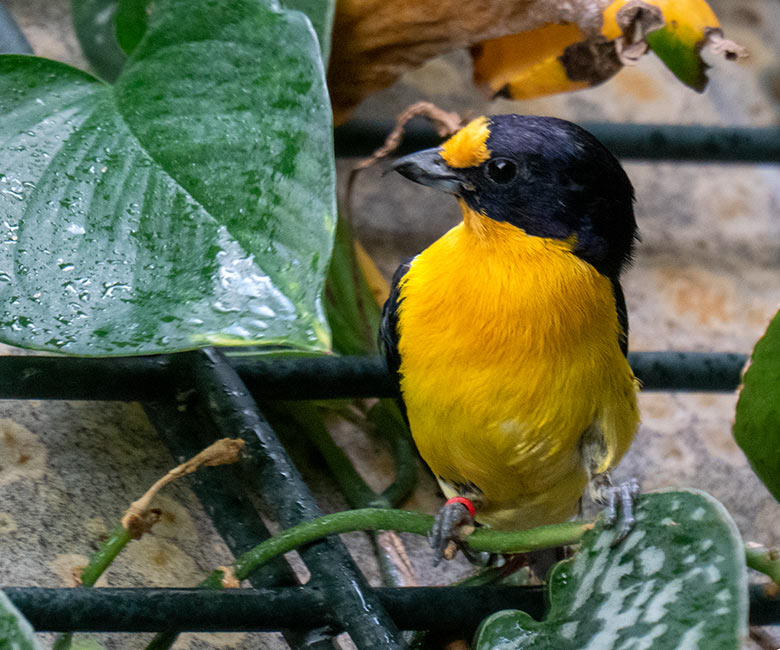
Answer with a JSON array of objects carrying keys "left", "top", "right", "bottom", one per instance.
[
  {"left": 0, "top": 0, "right": 335, "bottom": 355},
  {"left": 0, "top": 590, "right": 41, "bottom": 650},
  {"left": 475, "top": 489, "right": 748, "bottom": 650},
  {"left": 734, "top": 309, "right": 780, "bottom": 501},
  {"left": 72, "top": 0, "right": 335, "bottom": 79}
]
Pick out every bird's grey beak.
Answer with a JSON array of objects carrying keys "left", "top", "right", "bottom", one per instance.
[{"left": 391, "top": 147, "right": 462, "bottom": 195}]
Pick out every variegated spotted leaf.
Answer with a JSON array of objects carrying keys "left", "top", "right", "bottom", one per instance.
[{"left": 475, "top": 489, "right": 747, "bottom": 650}]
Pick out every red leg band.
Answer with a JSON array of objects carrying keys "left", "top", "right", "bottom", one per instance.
[{"left": 445, "top": 496, "right": 476, "bottom": 519}]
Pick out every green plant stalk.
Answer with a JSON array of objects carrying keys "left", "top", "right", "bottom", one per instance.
[
  {"left": 468, "top": 522, "right": 591, "bottom": 554},
  {"left": 79, "top": 524, "right": 134, "bottom": 587},
  {"left": 52, "top": 524, "right": 133, "bottom": 650},
  {"left": 746, "top": 544, "right": 780, "bottom": 585},
  {"left": 144, "top": 631, "right": 178, "bottom": 650},
  {"left": 51, "top": 633, "right": 74, "bottom": 650},
  {"left": 369, "top": 399, "right": 418, "bottom": 508},
  {"left": 325, "top": 215, "right": 382, "bottom": 356},
  {"left": 197, "top": 509, "right": 591, "bottom": 585},
  {"left": 365, "top": 400, "right": 418, "bottom": 588},
  {"left": 287, "top": 401, "right": 378, "bottom": 508},
  {"left": 156, "top": 505, "right": 774, "bottom": 650}
]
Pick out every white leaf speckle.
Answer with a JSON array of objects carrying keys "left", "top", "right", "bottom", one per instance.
[{"left": 638, "top": 547, "right": 665, "bottom": 576}]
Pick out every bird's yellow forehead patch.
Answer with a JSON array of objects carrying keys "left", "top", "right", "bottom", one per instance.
[{"left": 441, "top": 116, "right": 491, "bottom": 168}]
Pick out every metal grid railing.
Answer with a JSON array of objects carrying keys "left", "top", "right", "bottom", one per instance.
[{"left": 3, "top": 348, "right": 780, "bottom": 649}]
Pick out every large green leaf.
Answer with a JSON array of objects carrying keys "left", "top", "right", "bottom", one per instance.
[
  {"left": 0, "top": 590, "right": 41, "bottom": 650},
  {"left": 72, "top": 0, "right": 335, "bottom": 78},
  {"left": 734, "top": 309, "right": 780, "bottom": 500},
  {"left": 0, "top": 0, "right": 335, "bottom": 355},
  {"left": 475, "top": 489, "right": 748, "bottom": 650}
]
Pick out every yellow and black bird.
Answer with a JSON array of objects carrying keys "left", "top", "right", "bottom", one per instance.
[{"left": 380, "top": 114, "right": 640, "bottom": 561}]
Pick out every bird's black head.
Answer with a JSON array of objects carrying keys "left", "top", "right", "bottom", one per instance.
[{"left": 392, "top": 114, "right": 637, "bottom": 278}]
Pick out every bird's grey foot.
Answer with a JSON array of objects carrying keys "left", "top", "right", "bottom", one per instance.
[
  {"left": 429, "top": 497, "right": 476, "bottom": 566},
  {"left": 593, "top": 476, "right": 640, "bottom": 546}
]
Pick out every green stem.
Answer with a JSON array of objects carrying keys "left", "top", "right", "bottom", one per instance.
[
  {"left": 146, "top": 510, "right": 589, "bottom": 650},
  {"left": 370, "top": 399, "right": 418, "bottom": 508},
  {"left": 746, "top": 543, "right": 780, "bottom": 585},
  {"left": 144, "top": 631, "right": 179, "bottom": 650},
  {"left": 467, "top": 521, "right": 591, "bottom": 554},
  {"left": 51, "top": 633, "right": 74, "bottom": 650},
  {"left": 294, "top": 403, "right": 377, "bottom": 508},
  {"left": 52, "top": 524, "right": 133, "bottom": 650},
  {"left": 79, "top": 524, "right": 134, "bottom": 587},
  {"left": 198, "top": 508, "right": 590, "bottom": 584}
]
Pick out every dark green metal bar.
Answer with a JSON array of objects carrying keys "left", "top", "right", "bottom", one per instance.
[
  {"left": 232, "top": 355, "right": 396, "bottom": 399},
  {"left": 583, "top": 123, "right": 780, "bottom": 163},
  {"left": 0, "top": 355, "right": 174, "bottom": 401},
  {"left": 628, "top": 351, "right": 747, "bottom": 391},
  {"left": 0, "top": 351, "right": 745, "bottom": 401},
  {"left": 233, "top": 352, "right": 746, "bottom": 398},
  {"left": 334, "top": 120, "right": 780, "bottom": 163},
  {"left": 3, "top": 587, "right": 328, "bottom": 632},
  {"left": 181, "top": 348, "right": 407, "bottom": 650},
  {"left": 3, "top": 586, "right": 543, "bottom": 633},
  {"left": 749, "top": 584, "right": 780, "bottom": 626},
  {"left": 6, "top": 584, "right": 778, "bottom": 630},
  {"left": 145, "top": 396, "right": 344, "bottom": 645}
]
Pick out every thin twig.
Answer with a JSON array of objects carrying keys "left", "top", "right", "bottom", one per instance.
[
  {"left": 341, "top": 102, "right": 466, "bottom": 345},
  {"left": 352, "top": 102, "right": 464, "bottom": 176},
  {"left": 56, "top": 438, "right": 246, "bottom": 650},
  {"left": 344, "top": 101, "right": 464, "bottom": 221},
  {"left": 122, "top": 437, "right": 245, "bottom": 538}
]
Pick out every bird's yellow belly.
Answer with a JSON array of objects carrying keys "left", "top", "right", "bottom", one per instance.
[{"left": 396, "top": 222, "right": 639, "bottom": 529}]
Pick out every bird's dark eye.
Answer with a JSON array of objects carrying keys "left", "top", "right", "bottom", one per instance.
[{"left": 485, "top": 158, "right": 518, "bottom": 184}]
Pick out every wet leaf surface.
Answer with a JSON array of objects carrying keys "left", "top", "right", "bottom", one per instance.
[
  {"left": 0, "top": 0, "right": 335, "bottom": 355},
  {"left": 73, "top": 0, "right": 334, "bottom": 76}
]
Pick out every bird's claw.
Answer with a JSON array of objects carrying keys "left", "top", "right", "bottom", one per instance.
[
  {"left": 598, "top": 478, "right": 640, "bottom": 546},
  {"left": 429, "top": 501, "right": 475, "bottom": 566}
]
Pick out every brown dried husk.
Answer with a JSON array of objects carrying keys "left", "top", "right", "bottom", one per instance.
[{"left": 328, "top": 0, "right": 614, "bottom": 123}]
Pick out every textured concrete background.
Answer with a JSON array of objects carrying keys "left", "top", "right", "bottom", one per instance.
[{"left": 2, "top": 0, "right": 780, "bottom": 648}]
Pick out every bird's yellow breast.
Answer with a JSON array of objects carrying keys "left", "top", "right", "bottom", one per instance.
[{"left": 396, "top": 206, "right": 639, "bottom": 529}]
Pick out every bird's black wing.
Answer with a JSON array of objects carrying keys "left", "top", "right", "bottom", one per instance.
[
  {"left": 378, "top": 258, "right": 413, "bottom": 385},
  {"left": 610, "top": 277, "right": 629, "bottom": 357}
]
